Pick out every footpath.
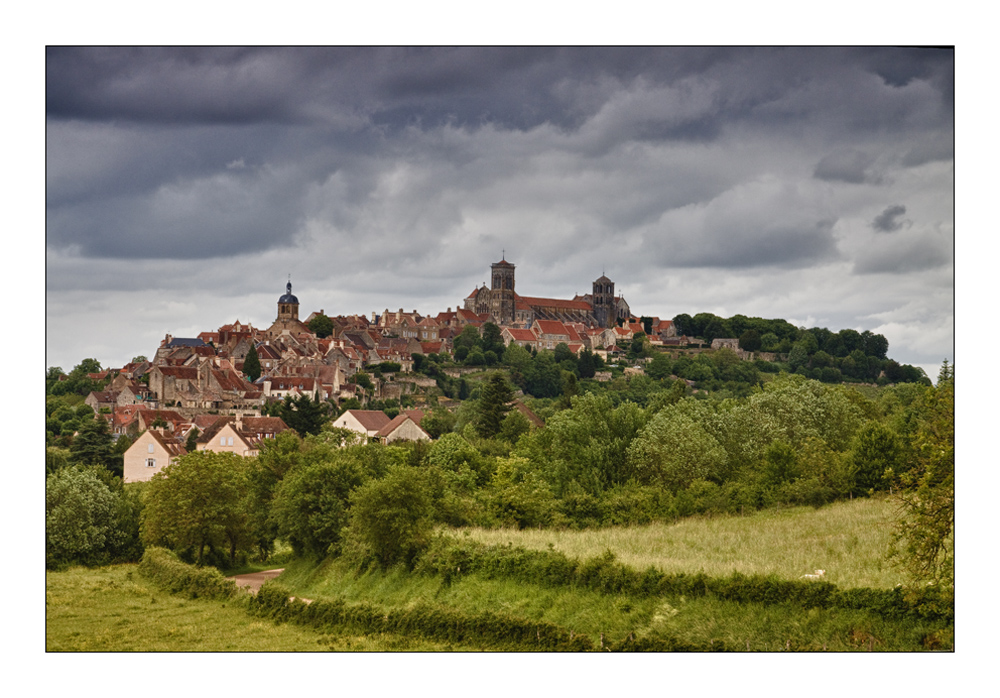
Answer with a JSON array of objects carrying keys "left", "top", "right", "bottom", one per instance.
[{"left": 227, "top": 568, "right": 313, "bottom": 604}]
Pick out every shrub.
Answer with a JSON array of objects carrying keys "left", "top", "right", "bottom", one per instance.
[
  {"left": 137, "top": 546, "right": 238, "bottom": 600},
  {"left": 46, "top": 466, "right": 123, "bottom": 569},
  {"left": 343, "top": 466, "right": 434, "bottom": 568}
]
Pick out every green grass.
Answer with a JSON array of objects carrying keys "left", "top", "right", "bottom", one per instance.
[
  {"left": 455, "top": 496, "right": 906, "bottom": 589},
  {"left": 45, "top": 564, "right": 449, "bottom": 651},
  {"left": 274, "top": 556, "right": 951, "bottom": 651}
]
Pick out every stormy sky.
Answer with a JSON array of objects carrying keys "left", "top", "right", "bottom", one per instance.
[{"left": 45, "top": 47, "right": 954, "bottom": 378}]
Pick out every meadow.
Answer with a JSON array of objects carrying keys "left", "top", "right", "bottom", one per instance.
[
  {"left": 46, "top": 497, "right": 952, "bottom": 651},
  {"left": 455, "top": 496, "right": 906, "bottom": 589},
  {"left": 45, "top": 564, "right": 448, "bottom": 651}
]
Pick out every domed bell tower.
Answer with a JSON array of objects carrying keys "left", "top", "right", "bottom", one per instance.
[{"left": 277, "top": 280, "right": 300, "bottom": 322}]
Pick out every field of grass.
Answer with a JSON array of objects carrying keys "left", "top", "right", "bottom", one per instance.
[
  {"left": 455, "top": 496, "right": 906, "bottom": 589},
  {"left": 274, "top": 554, "right": 950, "bottom": 651},
  {"left": 47, "top": 498, "right": 952, "bottom": 652},
  {"left": 45, "top": 564, "right": 449, "bottom": 651}
]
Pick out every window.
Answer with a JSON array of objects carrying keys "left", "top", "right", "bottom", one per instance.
[
  {"left": 148, "top": 443, "right": 155, "bottom": 453},
  {"left": 220, "top": 436, "right": 226, "bottom": 446},
  {"left": 146, "top": 458, "right": 156, "bottom": 468},
  {"left": 228, "top": 437, "right": 234, "bottom": 446}
]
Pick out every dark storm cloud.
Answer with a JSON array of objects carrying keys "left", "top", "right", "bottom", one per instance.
[{"left": 872, "top": 204, "right": 908, "bottom": 233}]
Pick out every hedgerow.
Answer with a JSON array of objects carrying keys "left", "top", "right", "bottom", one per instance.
[
  {"left": 414, "top": 537, "right": 953, "bottom": 622},
  {"left": 137, "top": 546, "right": 239, "bottom": 601},
  {"left": 246, "top": 580, "right": 594, "bottom": 651}
]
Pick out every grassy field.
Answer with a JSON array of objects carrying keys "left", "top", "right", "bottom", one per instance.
[
  {"left": 270, "top": 497, "right": 951, "bottom": 651},
  {"left": 275, "top": 554, "right": 950, "bottom": 651},
  {"left": 45, "top": 564, "right": 449, "bottom": 651},
  {"left": 47, "top": 498, "right": 952, "bottom": 651},
  {"left": 455, "top": 496, "right": 906, "bottom": 589}
]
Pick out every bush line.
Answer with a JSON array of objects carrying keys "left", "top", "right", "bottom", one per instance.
[
  {"left": 246, "top": 580, "right": 734, "bottom": 652},
  {"left": 415, "top": 538, "right": 954, "bottom": 622},
  {"left": 137, "top": 546, "right": 239, "bottom": 601}
]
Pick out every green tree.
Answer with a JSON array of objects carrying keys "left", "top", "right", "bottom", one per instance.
[
  {"left": 739, "top": 329, "right": 762, "bottom": 352},
  {"left": 577, "top": 348, "right": 598, "bottom": 379},
  {"left": 476, "top": 372, "right": 514, "bottom": 438},
  {"left": 893, "top": 370, "right": 953, "bottom": 586},
  {"left": 421, "top": 408, "right": 457, "bottom": 439},
  {"left": 308, "top": 313, "right": 334, "bottom": 338},
  {"left": 455, "top": 324, "right": 482, "bottom": 352},
  {"left": 271, "top": 456, "right": 366, "bottom": 557},
  {"left": 499, "top": 408, "right": 531, "bottom": 444},
  {"left": 672, "top": 313, "right": 694, "bottom": 337},
  {"left": 47, "top": 446, "right": 72, "bottom": 474},
  {"left": 353, "top": 371, "right": 374, "bottom": 392},
  {"left": 862, "top": 330, "right": 889, "bottom": 359},
  {"left": 142, "top": 451, "right": 250, "bottom": 566},
  {"left": 481, "top": 322, "right": 505, "bottom": 355},
  {"left": 627, "top": 408, "right": 728, "bottom": 492},
  {"left": 243, "top": 344, "right": 262, "bottom": 382},
  {"left": 277, "top": 394, "right": 331, "bottom": 437},
  {"left": 344, "top": 466, "right": 433, "bottom": 568},
  {"left": 850, "top": 422, "right": 900, "bottom": 493},
  {"left": 46, "top": 466, "right": 120, "bottom": 568},
  {"left": 69, "top": 416, "right": 118, "bottom": 476}
]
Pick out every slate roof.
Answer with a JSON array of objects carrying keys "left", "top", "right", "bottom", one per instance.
[{"left": 165, "top": 337, "right": 207, "bottom": 348}]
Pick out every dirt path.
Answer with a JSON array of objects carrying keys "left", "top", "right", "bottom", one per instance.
[
  {"left": 227, "top": 568, "right": 285, "bottom": 594},
  {"left": 227, "top": 568, "right": 314, "bottom": 604}
]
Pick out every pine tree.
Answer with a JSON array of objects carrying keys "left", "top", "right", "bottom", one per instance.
[
  {"left": 244, "top": 344, "right": 262, "bottom": 382},
  {"left": 69, "top": 417, "right": 117, "bottom": 475},
  {"left": 476, "top": 372, "right": 514, "bottom": 439}
]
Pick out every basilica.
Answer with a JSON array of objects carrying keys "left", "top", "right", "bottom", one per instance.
[{"left": 463, "top": 256, "right": 630, "bottom": 329}]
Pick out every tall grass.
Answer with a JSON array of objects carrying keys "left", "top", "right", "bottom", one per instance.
[{"left": 455, "top": 497, "right": 905, "bottom": 588}]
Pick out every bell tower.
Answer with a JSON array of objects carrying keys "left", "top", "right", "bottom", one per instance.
[
  {"left": 277, "top": 280, "right": 299, "bottom": 322},
  {"left": 490, "top": 255, "right": 516, "bottom": 325},
  {"left": 592, "top": 274, "right": 615, "bottom": 328}
]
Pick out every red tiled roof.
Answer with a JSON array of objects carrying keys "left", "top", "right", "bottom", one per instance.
[
  {"left": 517, "top": 295, "right": 593, "bottom": 312},
  {"left": 156, "top": 366, "right": 199, "bottom": 379},
  {"left": 535, "top": 320, "right": 570, "bottom": 336},
  {"left": 341, "top": 409, "right": 392, "bottom": 432},
  {"left": 504, "top": 328, "right": 537, "bottom": 341}
]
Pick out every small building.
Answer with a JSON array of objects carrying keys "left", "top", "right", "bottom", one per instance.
[
  {"left": 332, "top": 409, "right": 393, "bottom": 439},
  {"left": 195, "top": 415, "right": 290, "bottom": 457},
  {"left": 123, "top": 429, "right": 187, "bottom": 483},
  {"left": 376, "top": 413, "right": 431, "bottom": 444}
]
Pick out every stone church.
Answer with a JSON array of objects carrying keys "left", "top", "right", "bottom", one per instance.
[{"left": 464, "top": 257, "right": 630, "bottom": 328}]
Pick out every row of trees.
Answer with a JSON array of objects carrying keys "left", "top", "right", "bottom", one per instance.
[{"left": 671, "top": 313, "right": 889, "bottom": 360}]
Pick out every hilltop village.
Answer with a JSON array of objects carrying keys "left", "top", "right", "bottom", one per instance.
[{"left": 72, "top": 257, "right": 703, "bottom": 481}]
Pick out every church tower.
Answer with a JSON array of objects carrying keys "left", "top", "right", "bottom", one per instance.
[
  {"left": 490, "top": 256, "right": 516, "bottom": 325},
  {"left": 592, "top": 274, "right": 615, "bottom": 328},
  {"left": 277, "top": 280, "right": 300, "bottom": 322}
]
